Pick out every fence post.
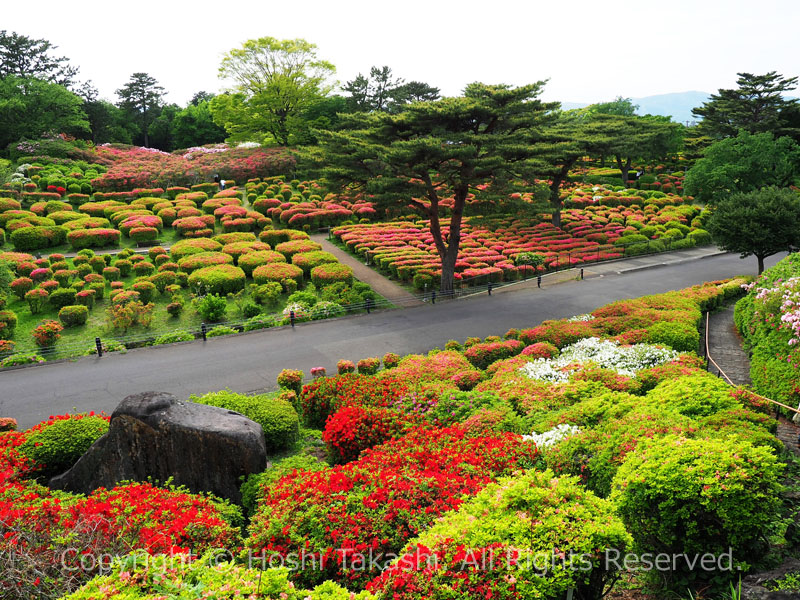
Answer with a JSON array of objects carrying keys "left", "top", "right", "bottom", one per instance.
[
  {"left": 95, "top": 337, "right": 103, "bottom": 357},
  {"left": 290, "top": 310, "right": 296, "bottom": 328},
  {"left": 580, "top": 268, "right": 584, "bottom": 280},
  {"left": 201, "top": 323, "right": 207, "bottom": 341},
  {"left": 487, "top": 282, "right": 493, "bottom": 296},
  {"left": 537, "top": 275, "right": 542, "bottom": 289},
  {"left": 431, "top": 290, "right": 436, "bottom": 304},
  {"left": 366, "top": 297, "right": 373, "bottom": 314}
]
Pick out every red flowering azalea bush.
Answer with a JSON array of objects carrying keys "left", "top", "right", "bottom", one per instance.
[
  {"left": 177, "top": 251, "right": 234, "bottom": 273},
  {"left": 337, "top": 359, "right": 355, "bottom": 374},
  {"left": 311, "top": 263, "right": 354, "bottom": 287},
  {"left": 32, "top": 320, "right": 63, "bottom": 348},
  {"left": 236, "top": 250, "right": 286, "bottom": 277},
  {"left": 66, "top": 228, "right": 120, "bottom": 250},
  {"left": 246, "top": 425, "right": 539, "bottom": 589},
  {"left": 463, "top": 339, "right": 524, "bottom": 369},
  {"left": 300, "top": 373, "right": 409, "bottom": 428},
  {"left": 357, "top": 356, "right": 380, "bottom": 375},
  {"left": 518, "top": 320, "right": 597, "bottom": 348},
  {"left": 252, "top": 262, "right": 304, "bottom": 286},
  {"left": 277, "top": 368, "right": 304, "bottom": 395},
  {"left": 322, "top": 405, "right": 418, "bottom": 464},
  {"left": 521, "top": 341, "right": 560, "bottom": 359},
  {"left": 170, "top": 237, "right": 223, "bottom": 261}
]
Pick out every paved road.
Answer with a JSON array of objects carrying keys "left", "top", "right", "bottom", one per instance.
[{"left": 0, "top": 252, "right": 781, "bottom": 429}]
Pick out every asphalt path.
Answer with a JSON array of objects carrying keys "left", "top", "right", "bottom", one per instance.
[{"left": 0, "top": 252, "right": 781, "bottom": 429}]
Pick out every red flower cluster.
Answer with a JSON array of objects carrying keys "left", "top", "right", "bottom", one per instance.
[{"left": 247, "top": 425, "right": 538, "bottom": 589}]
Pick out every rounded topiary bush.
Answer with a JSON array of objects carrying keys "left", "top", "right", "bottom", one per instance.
[
  {"left": 132, "top": 281, "right": 157, "bottom": 303},
  {"left": 646, "top": 372, "right": 739, "bottom": 417},
  {"left": 170, "top": 238, "right": 223, "bottom": 261},
  {"left": 178, "top": 251, "right": 234, "bottom": 274},
  {"left": 258, "top": 228, "right": 293, "bottom": 247},
  {"left": 19, "top": 414, "right": 110, "bottom": 478},
  {"left": 611, "top": 436, "right": 783, "bottom": 592},
  {"left": 58, "top": 304, "right": 89, "bottom": 327},
  {"left": 252, "top": 263, "right": 304, "bottom": 287},
  {"left": 310, "top": 263, "right": 353, "bottom": 287},
  {"left": 48, "top": 287, "right": 77, "bottom": 309},
  {"left": 221, "top": 241, "right": 271, "bottom": 263},
  {"left": 291, "top": 251, "right": 338, "bottom": 275},
  {"left": 274, "top": 239, "right": 322, "bottom": 260},
  {"left": 188, "top": 264, "right": 246, "bottom": 295},
  {"left": 521, "top": 341, "right": 560, "bottom": 359},
  {"left": 237, "top": 250, "right": 286, "bottom": 277},
  {"left": 191, "top": 391, "right": 299, "bottom": 454},
  {"left": 323, "top": 405, "right": 414, "bottom": 464}
]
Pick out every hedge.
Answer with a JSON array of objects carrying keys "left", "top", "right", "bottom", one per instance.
[
  {"left": 10, "top": 225, "right": 67, "bottom": 250},
  {"left": 188, "top": 264, "right": 247, "bottom": 295},
  {"left": 291, "top": 251, "right": 338, "bottom": 275},
  {"left": 66, "top": 228, "right": 120, "bottom": 250}
]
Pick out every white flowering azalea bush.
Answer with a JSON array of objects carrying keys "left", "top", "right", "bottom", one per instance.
[
  {"left": 522, "top": 423, "right": 580, "bottom": 447},
  {"left": 519, "top": 337, "right": 679, "bottom": 382}
]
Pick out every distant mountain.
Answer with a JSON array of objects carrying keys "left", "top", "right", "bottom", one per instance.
[
  {"left": 632, "top": 91, "right": 710, "bottom": 124},
  {"left": 560, "top": 91, "right": 711, "bottom": 124}
]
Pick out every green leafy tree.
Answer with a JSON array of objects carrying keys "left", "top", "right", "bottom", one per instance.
[
  {"left": 585, "top": 113, "right": 682, "bottom": 184},
  {"left": 172, "top": 99, "right": 227, "bottom": 148},
  {"left": 692, "top": 71, "right": 799, "bottom": 140},
  {"left": 707, "top": 186, "right": 800, "bottom": 273},
  {"left": 684, "top": 131, "right": 800, "bottom": 203},
  {"left": 147, "top": 103, "right": 180, "bottom": 151},
  {"left": 116, "top": 72, "right": 166, "bottom": 147},
  {"left": 586, "top": 96, "right": 639, "bottom": 116},
  {"left": 313, "top": 82, "right": 558, "bottom": 293},
  {"left": 0, "top": 76, "right": 89, "bottom": 151},
  {"left": 391, "top": 81, "right": 440, "bottom": 107},
  {"left": 215, "top": 37, "right": 335, "bottom": 146},
  {"left": 0, "top": 30, "right": 78, "bottom": 87},
  {"left": 77, "top": 82, "right": 136, "bottom": 144}
]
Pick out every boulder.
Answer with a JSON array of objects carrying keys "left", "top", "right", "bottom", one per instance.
[{"left": 49, "top": 391, "right": 266, "bottom": 504}]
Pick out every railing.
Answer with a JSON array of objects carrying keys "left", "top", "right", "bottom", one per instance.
[{"left": 704, "top": 311, "right": 800, "bottom": 416}]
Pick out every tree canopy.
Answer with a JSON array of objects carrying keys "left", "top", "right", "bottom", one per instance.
[
  {"left": 692, "top": 71, "right": 799, "bottom": 140},
  {"left": 0, "top": 30, "right": 78, "bottom": 87},
  {"left": 0, "top": 75, "right": 89, "bottom": 151},
  {"left": 215, "top": 37, "right": 335, "bottom": 146},
  {"left": 684, "top": 131, "right": 800, "bottom": 203},
  {"left": 707, "top": 186, "right": 800, "bottom": 273},
  {"left": 313, "top": 82, "right": 558, "bottom": 293},
  {"left": 342, "top": 65, "right": 440, "bottom": 113}
]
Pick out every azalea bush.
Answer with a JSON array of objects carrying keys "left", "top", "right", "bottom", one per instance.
[{"left": 246, "top": 425, "right": 539, "bottom": 589}]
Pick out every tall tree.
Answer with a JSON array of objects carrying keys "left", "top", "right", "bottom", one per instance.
[
  {"left": 313, "top": 82, "right": 558, "bottom": 293},
  {"left": 147, "top": 103, "right": 180, "bottom": 151},
  {"left": 707, "top": 187, "right": 800, "bottom": 274},
  {"left": 684, "top": 131, "right": 800, "bottom": 203},
  {"left": 389, "top": 81, "right": 440, "bottom": 111},
  {"left": 343, "top": 65, "right": 403, "bottom": 112},
  {"left": 692, "top": 71, "right": 799, "bottom": 140},
  {"left": 0, "top": 76, "right": 89, "bottom": 152},
  {"left": 116, "top": 73, "right": 165, "bottom": 147},
  {"left": 0, "top": 30, "right": 78, "bottom": 87},
  {"left": 586, "top": 96, "right": 639, "bottom": 116},
  {"left": 585, "top": 114, "right": 681, "bottom": 184},
  {"left": 216, "top": 37, "right": 335, "bottom": 146}
]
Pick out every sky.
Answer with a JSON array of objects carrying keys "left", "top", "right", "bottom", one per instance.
[{"left": 4, "top": 0, "right": 799, "bottom": 107}]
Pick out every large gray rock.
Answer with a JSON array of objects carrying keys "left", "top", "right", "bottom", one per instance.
[{"left": 49, "top": 391, "right": 266, "bottom": 504}]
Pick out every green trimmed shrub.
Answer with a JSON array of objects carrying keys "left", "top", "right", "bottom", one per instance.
[
  {"left": 645, "top": 320, "right": 699, "bottom": 352},
  {"left": 250, "top": 282, "right": 282, "bottom": 306},
  {"left": 131, "top": 281, "right": 157, "bottom": 304},
  {"left": 0, "top": 309, "right": 17, "bottom": 339},
  {"left": 48, "top": 287, "right": 77, "bottom": 309},
  {"left": 611, "top": 436, "right": 783, "bottom": 592},
  {"left": 207, "top": 325, "right": 237, "bottom": 337},
  {"left": 191, "top": 390, "right": 300, "bottom": 453},
  {"left": 58, "top": 304, "right": 88, "bottom": 327},
  {"left": 292, "top": 250, "right": 338, "bottom": 275},
  {"left": 10, "top": 225, "right": 66, "bottom": 250},
  {"left": 153, "top": 330, "right": 195, "bottom": 345},
  {"left": 178, "top": 251, "right": 234, "bottom": 274},
  {"left": 188, "top": 265, "right": 246, "bottom": 295},
  {"left": 194, "top": 293, "right": 227, "bottom": 322},
  {"left": 309, "top": 301, "right": 345, "bottom": 320},
  {"left": 170, "top": 238, "right": 223, "bottom": 261},
  {"left": 646, "top": 373, "right": 739, "bottom": 417},
  {"left": 19, "top": 415, "right": 109, "bottom": 478}
]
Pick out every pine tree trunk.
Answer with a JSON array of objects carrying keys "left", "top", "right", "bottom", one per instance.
[{"left": 757, "top": 255, "right": 765, "bottom": 274}]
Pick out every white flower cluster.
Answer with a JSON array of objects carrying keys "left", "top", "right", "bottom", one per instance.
[
  {"left": 567, "top": 313, "right": 596, "bottom": 322},
  {"left": 182, "top": 146, "right": 228, "bottom": 159},
  {"left": 236, "top": 141, "right": 261, "bottom": 149},
  {"left": 523, "top": 423, "right": 580, "bottom": 447},
  {"left": 519, "top": 337, "right": 679, "bottom": 382}
]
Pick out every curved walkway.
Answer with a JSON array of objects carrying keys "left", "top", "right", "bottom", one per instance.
[
  {"left": 0, "top": 252, "right": 783, "bottom": 429},
  {"left": 706, "top": 305, "right": 752, "bottom": 386},
  {"left": 310, "top": 234, "right": 423, "bottom": 306}
]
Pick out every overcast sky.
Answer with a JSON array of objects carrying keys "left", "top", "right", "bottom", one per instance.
[{"left": 5, "top": 0, "right": 799, "bottom": 106}]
